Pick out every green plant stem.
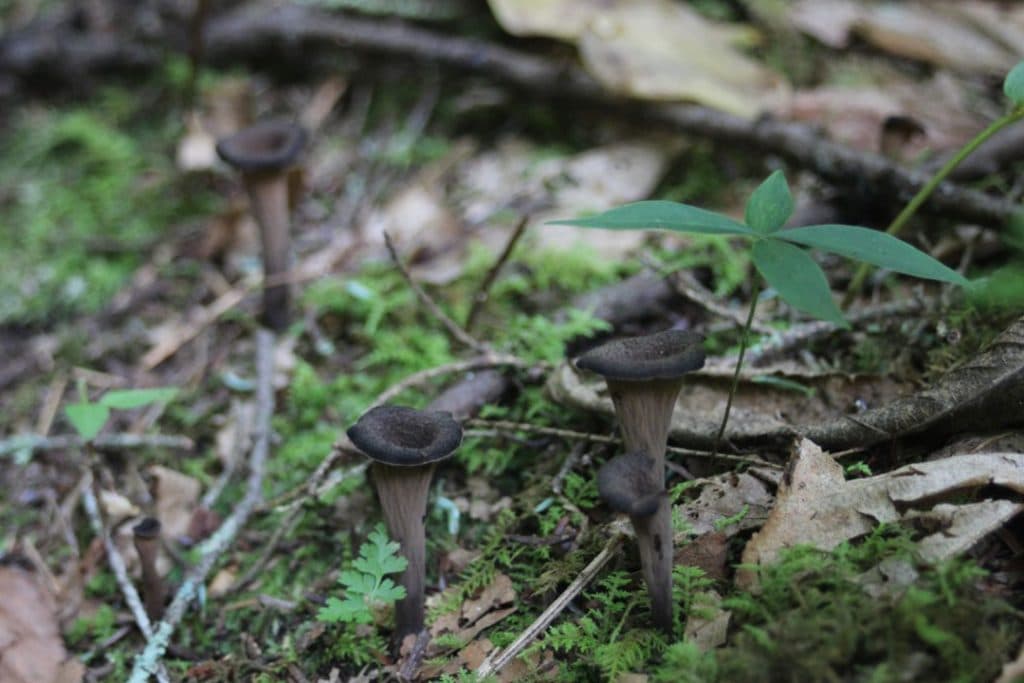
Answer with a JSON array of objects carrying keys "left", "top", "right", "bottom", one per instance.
[
  {"left": 843, "top": 107, "right": 1024, "bottom": 306},
  {"left": 712, "top": 280, "right": 761, "bottom": 457}
]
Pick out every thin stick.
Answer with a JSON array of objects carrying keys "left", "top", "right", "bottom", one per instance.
[
  {"left": 465, "top": 214, "right": 530, "bottom": 331},
  {"left": 475, "top": 531, "right": 624, "bottom": 679},
  {"left": 224, "top": 507, "right": 302, "bottom": 594},
  {"left": 712, "top": 281, "right": 760, "bottom": 458},
  {"left": 464, "top": 419, "right": 778, "bottom": 469},
  {"left": 127, "top": 328, "right": 276, "bottom": 683},
  {"left": 372, "top": 353, "right": 536, "bottom": 408},
  {"left": 663, "top": 268, "right": 774, "bottom": 335},
  {"left": 80, "top": 481, "right": 171, "bottom": 683},
  {"left": 383, "top": 231, "right": 486, "bottom": 353},
  {"left": 0, "top": 433, "right": 194, "bottom": 458}
]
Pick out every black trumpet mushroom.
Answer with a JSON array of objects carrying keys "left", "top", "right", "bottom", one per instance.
[
  {"left": 576, "top": 329, "right": 705, "bottom": 633},
  {"left": 216, "top": 120, "right": 307, "bottom": 332},
  {"left": 346, "top": 404, "right": 462, "bottom": 642}
]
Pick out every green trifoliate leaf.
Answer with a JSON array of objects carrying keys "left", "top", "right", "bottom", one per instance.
[
  {"left": 1004, "top": 60, "right": 1024, "bottom": 106},
  {"left": 745, "top": 170, "right": 794, "bottom": 233},
  {"left": 65, "top": 403, "right": 110, "bottom": 441},
  {"left": 778, "top": 225, "right": 968, "bottom": 285},
  {"left": 99, "top": 387, "right": 178, "bottom": 409},
  {"left": 550, "top": 201, "right": 755, "bottom": 236},
  {"left": 752, "top": 239, "right": 846, "bottom": 327}
]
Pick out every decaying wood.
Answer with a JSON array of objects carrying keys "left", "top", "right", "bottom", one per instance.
[
  {"left": 806, "top": 313, "right": 1024, "bottom": 449},
  {"left": 1, "top": 4, "right": 1018, "bottom": 228},
  {"left": 551, "top": 313, "right": 1024, "bottom": 453}
]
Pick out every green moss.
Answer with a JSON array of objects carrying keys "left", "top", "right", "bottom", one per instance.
[{"left": 0, "top": 98, "right": 215, "bottom": 323}]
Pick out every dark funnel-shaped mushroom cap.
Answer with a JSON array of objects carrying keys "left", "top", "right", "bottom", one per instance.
[
  {"left": 575, "top": 329, "right": 705, "bottom": 381},
  {"left": 133, "top": 517, "right": 161, "bottom": 539},
  {"left": 347, "top": 404, "right": 462, "bottom": 467},
  {"left": 598, "top": 452, "right": 664, "bottom": 518},
  {"left": 216, "top": 120, "right": 307, "bottom": 174}
]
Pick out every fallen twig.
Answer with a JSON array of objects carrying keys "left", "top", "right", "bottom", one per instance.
[
  {"left": 372, "top": 353, "right": 537, "bottom": 408},
  {"left": 465, "top": 213, "right": 530, "bottom": 331},
  {"left": 664, "top": 269, "right": 775, "bottom": 335},
  {"left": 702, "top": 295, "right": 931, "bottom": 372},
  {"left": 198, "top": 5, "right": 1019, "bottom": 228},
  {"left": 0, "top": 432, "right": 194, "bottom": 458},
  {"left": 127, "top": 328, "right": 275, "bottom": 683},
  {"left": 383, "top": 231, "right": 487, "bottom": 353},
  {"left": 464, "top": 418, "right": 779, "bottom": 469},
  {"left": 475, "top": 528, "right": 626, "bottom": 679}
]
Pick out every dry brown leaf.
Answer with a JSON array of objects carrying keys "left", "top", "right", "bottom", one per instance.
[
  {"left": 0, "top": 566, "right": 81, "bottom": 683},
  {"left": 791, "top": 0, "right": 1020, "bottom": 74},
  {"left": 428, "top": 574, "right": 518, "bottom": 662},
  {"left": 489, "top": 0, "right": 786, "bottom": 115},
  {"left": 149, "top": 465, "right": 201, "bottom": 541},
  {"left": 740, "top": 440, "right": 1024, "bottom": 586},
  {"left": 683, "top": 590, "right": 730, "bottom": 652},
  {"left": 486, "top": 0, "right": 606, "bottom": 39},
  {"left": 98, "top": 488, "right": 140, "bottom": 523},
  {"left": 461, "top": 573, "right": 515, "bottom": 626},
  {"left": 455, "top": 136, "right": 675, "bottom": 258},
  {"left": 910, "top": 500, "right": 1023, "bottom": 563},
  {"left": 786, "top": 75, "right": 981, "bottom": 157},
  {"left": 679, "top": 472, "right": 775, "bottom": 538},
  {"left": 855, "top": 3, "right": 1015, "bottom": 74},
  {"left": 788, "top": 0, "right": 863, "bottom": 48},
  {"left": 208, "top": 567, "right": 238, "bottom": 598},
  {"left": 577, "top": 1, "right": 786, "bottom": 116}
]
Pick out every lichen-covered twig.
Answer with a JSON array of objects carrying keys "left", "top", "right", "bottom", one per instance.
[
  {"left": 464, "top": 418, "right": 778, "bottom": 469},
  {"left": 80, "top": 481, "right": 171, "bottom": 683},
  {"left": 0, "top": 433, "right": 194, "bottom": 458},
  {"left": 127, "top": 329, "right": 275, "bottom": 683},
  {"left": 475, "top": 528, "right": 626, "bottom": 679},
  {"left": 383, "top": 231, "right": 487, "bottom": 353}
]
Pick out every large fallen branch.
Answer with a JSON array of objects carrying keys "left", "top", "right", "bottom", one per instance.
[
  {"left": 203, "top": 5, "right": 1019, "bottom": 228},
  {"left": 1, "top": 3, "right": 1019, "bottom": 227}
]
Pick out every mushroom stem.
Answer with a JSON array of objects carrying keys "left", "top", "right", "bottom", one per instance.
[
  {"left": 606, "top": 377, "right": 684, "bottom": 476},
  {"left": 605, "top": 377, "right": 684, "bottom": 634},
  {"left": 242, "top": 172, "right": 291, "bottom": 332},
  {"left": 632, "top": 498, "right": 673, "bottom": 634},
  {"left": 132, "top": 517, "right": 164, "bottom": 621},
  {"left": 371, "top": 461, "right": 435, "bottom": 641}
]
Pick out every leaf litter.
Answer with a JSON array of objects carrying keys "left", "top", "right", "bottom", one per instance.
[{"left": 7, "top": 0, "right": 1024, "bottom": 679}]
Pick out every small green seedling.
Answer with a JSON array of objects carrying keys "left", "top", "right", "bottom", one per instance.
[
  {"left": 552, "top": 170, "right": 966, "bottom": 327},
  {"left": 318, "top": 524, "right": 408, "bottom": 625},
  {"left": 64, "top": 381, "right": 178, "bottom": 441},
  {"left": 552, "top": 170, "right": 965, "bottom": 451}
]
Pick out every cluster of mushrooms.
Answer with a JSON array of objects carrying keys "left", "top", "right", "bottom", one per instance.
[
  {"left": 215, "top": 119, "right": 707, "bottom": 640},
  {"left": 343, "top": 329, "right": 705, "bottom": 641}
]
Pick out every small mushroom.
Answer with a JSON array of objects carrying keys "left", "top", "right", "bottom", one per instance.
[
  {"left": 132, "top": 517, "right": 164, "bottom": 621},
  {"left": 216, "top": 120, "right": 307, "bottom": 331},
  {"left": 575, "top": 329, "right": 705, "bottom": 633},
  {"left": 598, "top": 451, "right": 663, "bottom": 519},
  {"left": 347, "top": 404, "right": 463, "bottom": 642}
]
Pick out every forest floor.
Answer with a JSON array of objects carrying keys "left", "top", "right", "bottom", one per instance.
[{"left": 3, "top": 1, "right": 1024, "bottom": 682}]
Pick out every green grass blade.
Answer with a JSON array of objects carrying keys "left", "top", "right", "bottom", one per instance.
[
  {"left": 752, "top": 239, "right": 847, "bottom": 326},
  {"left": 550, "top": 201, "right": 756, "bottom": 236},
  {"left": 778, "top": 225, "right": 968, "bottom": 285}
]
